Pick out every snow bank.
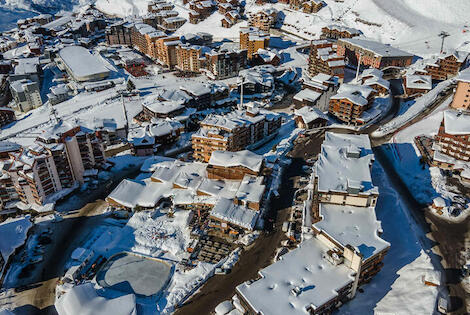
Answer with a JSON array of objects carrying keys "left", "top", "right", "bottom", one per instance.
[
  {"left": 339, "top": 161, "right": 441, "bottom": 315},
  {"left": 372, "top": 80, "right": 453, "bottom": 138},
  {"left": 126, "top": 209, "right": 192, "bottom": 260}
]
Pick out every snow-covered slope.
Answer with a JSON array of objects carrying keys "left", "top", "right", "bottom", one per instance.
[
  {"left": 0, "top": 0, "right": 87, "bottom": 31},
  {"left": 94, "top": 0, "right": 470, "bottom": 57}
]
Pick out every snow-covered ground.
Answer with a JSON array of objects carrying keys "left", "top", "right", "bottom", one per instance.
[
  {"left": 384, "top": 94, "right": 470, "bottom": 223},
  {"left": 94, "top": 0, "right": 470, "bottom": 57},
  {"left": 372, "top": 79, "right": 454, "bottom": 138},
  {"left": 339, "top": 161, "right": 441, "bottom": 315},
  {"left": 55, "top": 208, "right": 218, "bottom": 314}
]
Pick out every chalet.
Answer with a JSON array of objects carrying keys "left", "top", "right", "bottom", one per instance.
[
  {"left": 207, "top": 150, "right": 264, "bottom": 180},
  {"left": 128, "top": 119, "right": 184, "bottom": 156},
  {"left": 328, "top": 84, "right": 375, "bottom": 125},
  {"left": 294, "top": 106, "right": 328, "bottom": 129},
  {"left": 321, "top": 25, "right": 362, "bottom": 40},
  {"left": 403, "top": 74, "right": 432, "bottom": 97},
  {"left": 308, "top": 40, "right": 345, "bottom": 81},
  {"left": 302, "top": 0, "right": 325, "bottom": 13}
]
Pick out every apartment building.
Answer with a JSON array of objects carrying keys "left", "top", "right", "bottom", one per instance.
[
  {"left": 238, "top": 65, "right": 275, "bottom": 97},
  {"left": 321, "top": 24, "right": 362, "bottom": 40},
  {"left": 0, "top": 107, "right": 15, "bottom": 127},
  {"left": 359, "top": 68, "right": 390, "bottom": 96},
  {"left": 192, "top": 108, "right": 281, "bottom": 162},
  {"left": 9, "top": 79, "right": 42, "bottom": 113},
  {"left": 248, "top": 9, "right": 278, "bottom": 32},
  {"left": 337, "top": 37, "right": 413, "bottom": 69},
  {"left": 239, "top": 27, "right": 270, "bottom": 60},
  {"left": 450, "top": 72, "right": 470, "bottom": 110},
  {"left": 315, "top": 132, "right": 379, "bottom": 207},
  {"left": 328, "top": 84, "right": 375, "bottom": 125},
  {"left": 140, "top": 97, "right": 186, "bottom": 120},
  {"left": 131, "top": 23, "right": 166, "bottom": 58},
  {"left": 128, "top": 119, "right": 184, "bottom": 156},
  {"left": 6, "top": 122, "right": 106, "bottom": 206},
  {"left": 308, "top": 40, "right": 345, "bottom": 81},
  {"left": 203, "top": 48, "right": 247, "bottom": 80},
  {"left": 160, "top": 16, "right": 186, "bottom": 32},
  {"left": 155, "top": 36, "right": 180, "bottom": 68},
  {"left": 175, "top": 44, "right": 205, "bottom": 73},
  {"left": 301, "top": 0, "right": 325, "bottom": 13},
  {"left": 415, "top": 51, "right": 469, "bottom": 81},
  {"left": 0, "top": 142, "right": 21, "bottom": 206},
  {"left": 433, "top": 110, "right": 470, "bottom": 169}
]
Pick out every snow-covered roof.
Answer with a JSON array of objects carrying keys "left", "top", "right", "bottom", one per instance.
[
  {"left": 314, "top": 204, "right": 390, "bottom": 260},
  {"left": 294, "top": 106, "right": 328, "bottom": 125},
  {"left": 456, "top": 70, "right": 470, "bottom": 84},
  {"left": 128, "top": 119, "right": 183, "bottom": 144},
  {"left": 209, "top": 198, "right": 259, "bottom": 230},
  {"left": 361, "top": 68, "right": 383, "bottom": 79},
  {"left": 14, "top": 57, "right": 39, "bottom": 75},
  {"left": 58, "top": 46, "right": 110, "bottom": 81},
  {"left": 235, "top": 175, "right": 265, "bottom": 204},
  {"left": 208, "top": 150, "right": 263, "bottom": 173},
  {"left": 443, "top": 110, "right": 470, "bottom": 135},
  {"left": 315, "top": 132, "right": 378, "bottom": 195},
  {"left": 405, "top": 74, "right": 432, "bottom": 90},
  {"left": 55, "top": 282, "right": 137, "bottom": 315},
  {"left": 0, "top": 141, "right": 21, "bottom": 153},
  {"left": 0, "top": 216, "right": 32, "bottom": 264},
  {"left": 363, "top": 77, "right": 390, "bottom": 90},
  {"left": 107, "top": 178, "right": 170, "bottom": 208},
  {"left": 200, "top": 109, "right": 270, "bottom": 131},
  {"left": 330, "top": 84, "right": 374, "bottom": 106},
  {"left": 254, "top": 48, "right": 279, "bottom": 63},
  {"left": 339, "top": 37, "right": 413, "bottom": 58},
  {"left": 309, "top": 73, "right": 333, "bottom": 84},
  {"left": 142, "top": 98, "right": 185, "bottom": 115},
  {"left": 236, "top": 237, "right": 355, "bottom": 314},
  {"left": 293, "top": 89, "right": 322, "bottom": 103},
  {"left": 324, "top": 24, "right": 362, "bottom": 36},
  {"left": 10, "top": 79, "right": 37, "bottom": 93},
  {"left": 433, "top": 197, "right": 446, "bottom": 208}
]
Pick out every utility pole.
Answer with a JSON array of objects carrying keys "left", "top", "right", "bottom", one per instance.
[
  {"left": 355, "top": 52, "right": 363, "bottom": 82},
  {"left": 438, "top": 31, "right": 450, "bottom": 54},
  {"left": 121, "top": 93, "right": 129, "bottom": 134},
  {"left": 239, "top": 76, "right": 244, "bottom": 110}
]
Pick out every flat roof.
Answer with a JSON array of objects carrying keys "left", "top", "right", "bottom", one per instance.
[
  {"left": 315, "top": 132, "right": 378, "bottom": 195},
  {"left": 236, "top": 237, "right": 355, "bottom": 314},
  {"left": 59, "top": 46, "right": 110, "bottom": 81},
  {"left": 443, "top": 110, "right": 470, "bottom": 135},
  {"left": 315, "top": 203, "right": 390, "bottom": 260}
]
